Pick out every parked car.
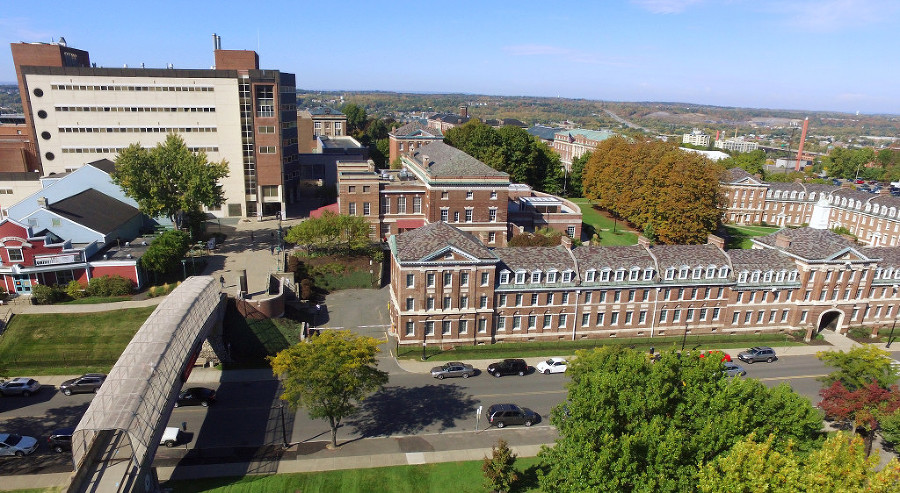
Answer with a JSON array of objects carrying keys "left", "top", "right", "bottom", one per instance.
[
  {"left": 486, "top": 359, "right": 529, "bottom": 377},
  {"left": 536, "top": 357, "right": 568, "bottom": 374},
  {"left": 737, "top": 346, "right": 777, "bottom": 364},
  {"left": 160, "top": 427, "right": 182, "bottom": 448},
  {"left": 0, "top": 433, "right": 39, "bottom": 457},
  {"left": 59, "top": 373, "right": 106, "bottom": 396},
  {"left": 487, "top": 403, "right": 539, "bottom": 428},
  {"left": 0, "top": 378, "right": 41, "bottom": 397},
  {"left": 430, "top": 362, "right": 476, "bottom": 379},
  {"left": 48, "top": 428, "right": 74, "bottom": 453},
  {"left": 174, "top": 387, "right": 216, "bottom": 407},
  {"left": 723, "top": 362, "right": 747, "bottom": 377}
]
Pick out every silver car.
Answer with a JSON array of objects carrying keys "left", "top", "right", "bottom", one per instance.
[
  {"left": 723, "top": 362, "right": 747, "bottom": 377},
  {"left": 0, "top": 433, "right": 39, "bottom": 457},
  {"left": 0, "top": 378, "right": 41, "bottom": 397},
  {"left": 430, "top": 362, "right": 476, "bottom": 379}
]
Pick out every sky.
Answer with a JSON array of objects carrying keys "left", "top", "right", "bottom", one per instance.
[{"left": 1, "top": 0, "right": 899, "bottom": 115}]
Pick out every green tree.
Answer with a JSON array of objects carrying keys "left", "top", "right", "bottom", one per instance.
[
  {"left": 816, "top": 345, "right": 898, "bottom": 391},
  {"left": 113, "top": 134, "right": 228, "bottom": 231},
  {"left": 568, "top": 151, "right": 592, "bottom": 197},
  {"left": 269, "top": 330, "right": 388, "bottom": 449},
  {"left": 284, "top": 211, "right": 370, "bottom": 255},
  {"left": 341, "top": 103, "right": 367, "bottom": 135},
  {"left": 880, "top": 408, "right": 900, "bottom": 445},
  {"left": 483, "top": 438, "right": 518, "bottom": 493},
  {"left": 507, "top": 228, "right": 563, "bottom": 247},
  {"left": 822, "top": 147, "right": 876, "bottom": 180},
  {"left": 698, "top": 432, "right": 900, "bottom": 492},
  {"left": 140, "top": 230, "right": 190, "bottom": 276},
  {"left": 720, "top": 149, "right": 767, "bottom": 176},
  {"left": 537, "top": 346, "right": 822, "bottom": 493}
]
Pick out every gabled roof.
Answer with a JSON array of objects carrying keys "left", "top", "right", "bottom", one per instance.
[
  {"left": 409, "top": 142, "right": 508, "bottom": 179},
  {"left": 390, "top": 120, "right": 442, "bottom": 138},
  {"left": 863, "top": 248, "right": 900, "bottom": 268},
  {"left": 723, "top": 168, "right": 764, "bottom": 185},
  {"left": 493, "top": 246, "right": 575, "bottom": 273},
  {"left": 728, "top": 248, "right": 797, "bottom": 273},
  {"left": 392, "top": 221, "right": 496, "bottom": 263},
  {"left": 754, "top": 227, "right": 871, "bottom": 262},
  {"left": 86, "top": 158, "right": 116, "bottom": 174},
  {"left": 48, "top": 189, "right": 140, "bottom": 235}
]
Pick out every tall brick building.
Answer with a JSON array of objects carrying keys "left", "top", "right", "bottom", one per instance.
[
  {"left": 389, "top": 222, "right": 900, "bottom": 348},
  {"left": 9, "top": 38, "right": 298, "bottom": 219}
]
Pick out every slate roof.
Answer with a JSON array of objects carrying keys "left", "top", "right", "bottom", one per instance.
[
  {"left": 861, "top": 248, "right": 897, "bottom": 267},
  {"left": 48, "top": 188, "right": 140, "bottom": 235},
  {"left": 723, "top": 168, "right": 763, "bottom": 184},
  {"left": 754, "top": 227, "right": 859, "bottom": 261},
  {"left": 572, "top": 245, "right": 656, "bottom": 271},
  {"left": 494, "top": 247, "right": 575, "bottom": 273},
  {"left": 393, "top": 221, "right": 496, "bottom": 262},
  {"left": 305, "top": 107, "right": 344, "bottom": 116},
  {"left": 767, "top": 181, "right": 805, "bottom": 193},
  {"left": 390, "top": 120, "right": 442, "bottom": 138},
  {"left": 728, "top": 248, "right": 797, "bottom": 272},
  {"left": 650, "top": 244, "right": 730, "bottom": 269},
  {"left": 410, "top": 142, "right": 508, "bottom": 179},
  {"left": 555, "top": 128, "right": 616, "bottom": 142}
]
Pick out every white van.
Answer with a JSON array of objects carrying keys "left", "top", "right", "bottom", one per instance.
[{"left": 160, "top": 427, "right": 181, "bottom": 448}]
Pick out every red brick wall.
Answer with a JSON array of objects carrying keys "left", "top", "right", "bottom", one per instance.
[{"left": 214, "top": 50, "right": 259, "bottom": 70}]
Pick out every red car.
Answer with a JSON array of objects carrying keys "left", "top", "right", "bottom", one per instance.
[{"left": 699, "top": 350, "right": 732, "bottom": 362}]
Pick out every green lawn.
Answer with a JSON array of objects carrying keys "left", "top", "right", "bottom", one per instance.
[
  {"left": 0, "top": 307, "right": 155, "bottom": 375},
  {"left": 723, "top": 224, "right": 781, "bottom": 249},
  {"left": 398, "top": 333, "right": 803, "bottom": 362},
  {"left": 161, "top": 456, "right": 543, "bottom": 493},
  {"left": 569, "top": 198, "right": 638, "bottom": 246}
]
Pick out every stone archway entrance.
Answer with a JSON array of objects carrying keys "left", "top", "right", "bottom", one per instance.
[{"left": 817, "top": 309, "right": 843, "bottom": 334}]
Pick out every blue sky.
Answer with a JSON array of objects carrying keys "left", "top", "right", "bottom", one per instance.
[{"left": 2, "top": 0, "right": 898, "bottom": 114}]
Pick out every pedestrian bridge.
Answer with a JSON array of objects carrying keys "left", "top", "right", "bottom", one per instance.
[{"left": 66, "top": 276, "right": 225, "bottom": 493}]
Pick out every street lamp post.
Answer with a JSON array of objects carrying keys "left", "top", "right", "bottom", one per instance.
[
  {"left": 421, "top": 341, "right": 427, "bottom": 361},
  {"left": 888, "top": 318, "right": 897, "bottom": 349},
  {"left": 681, "top": 321, "right": 690, "bottom": 353}
]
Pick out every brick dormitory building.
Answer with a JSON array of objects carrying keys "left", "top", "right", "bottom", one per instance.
[{"left": 388, "top": 220, "right": 900, "bottom": 349}]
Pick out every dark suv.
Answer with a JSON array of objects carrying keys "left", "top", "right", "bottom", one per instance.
[
  {"left": 486, "top": 359, "right": 529, "bottom": 377},
  {"left": 737, "top": 346, "right": 777, "bottom": 364},
  {"left": 59, "top": 374, "right": 106, "bottom": 396},
  {"left": 48, "top": 428, "right": 74, "bottom": 453},
  {"left": 487, "top": 403, "right": 539, "bottom": 428}
]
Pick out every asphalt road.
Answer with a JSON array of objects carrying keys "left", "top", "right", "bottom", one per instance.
[{"left": 0, "top": 354, "right": 838, "bottom": 476}]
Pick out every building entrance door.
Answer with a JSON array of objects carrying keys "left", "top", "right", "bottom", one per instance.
[{"left": 13, "top": 274, "right": 32, "bottom": 294}]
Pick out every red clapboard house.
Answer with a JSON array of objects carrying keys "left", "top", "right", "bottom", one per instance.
[{"left": 0, "top": 218, "right": 142, "bottom": 296}]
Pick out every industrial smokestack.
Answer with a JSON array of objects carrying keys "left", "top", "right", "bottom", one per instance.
[
  {"left": 217, "top": 35, "right": 222, "bottom": 49},
  {"left": 212, "top": 33, "right": 218, "bottom": 52},
  {"left": 795, "top": 117, "right": 809, "bottom": 172}
]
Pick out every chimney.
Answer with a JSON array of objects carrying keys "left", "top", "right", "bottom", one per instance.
[
  {"left": 706, "top": 234, "right": 725, "bottom": 249},
  {"left": 37, "top": 196, "right": 48, "bottom": 209},
  {"left": 775, "top": 234, "right": 791, "bottom": 249},
  {"left": 560, "top": 235, "right": 572, "bottom": 250},
  {"left": 637, "top": 235, "right": 651, "bottom": 248},
  {"left": 459, "top": 105, "right": 468, "bottom": 118}
]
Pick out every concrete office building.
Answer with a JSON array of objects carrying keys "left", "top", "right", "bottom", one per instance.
[{"left": 10, "top": 36, "right": 299, "bottom": 219}]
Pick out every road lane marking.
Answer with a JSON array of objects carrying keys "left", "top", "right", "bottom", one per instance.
[
  {"left": 757, "top": 374, "right": 826, "bottom": 382},
  {"left": 474, "top": 389, "right": 568, "bottom": 399}
]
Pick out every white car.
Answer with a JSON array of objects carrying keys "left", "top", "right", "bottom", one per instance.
[
  {"left": 536, "top": 357, "right": 568, "bottom": 374},
  {"left": 0, "top": 433, "right": 39, "bottom": 457}
]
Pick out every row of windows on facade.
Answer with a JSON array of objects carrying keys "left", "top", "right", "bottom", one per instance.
[
  {"left": 734, "top": 187, "right": 900, "bottom": 220},
  {"left": 313, "top": 122, "right": 343, "bottom": 130},
  {"left": 54, "top": 105, "right": 216, "bottom": 113},
  {"left": 61, "top": 146, "right": 218, "bottom": 154},
  {"left": 57, "top": 127, "right": 217, "bottom": 133},
  {"left": 498, "top": 265, "right": 733, "bottom": 285},
  {"left": 49, "top": 84, "right": 214, "bottom": 92}
]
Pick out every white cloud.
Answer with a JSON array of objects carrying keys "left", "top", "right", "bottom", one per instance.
[
  {"left": 0, "top": 18, "right": 53, "bottom": 44},
  {"left": 630, "top": 0, "right": 704, "bottom": 14}
]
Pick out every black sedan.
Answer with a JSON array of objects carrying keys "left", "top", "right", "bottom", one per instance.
[
  {"left": 174, "top": 387, "right": 216, "bottom": 407},
  {"left": 59, "top": 373, "right": 106, "bottom": 395}
]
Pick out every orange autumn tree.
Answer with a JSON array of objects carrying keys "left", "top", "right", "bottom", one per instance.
[{"left": 582, "top": 137, "right": 725, "bottom": 244}]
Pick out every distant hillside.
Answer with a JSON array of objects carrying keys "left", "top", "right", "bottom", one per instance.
[{"left": 0, "top": 84, "right": 22, "bottom": 113}]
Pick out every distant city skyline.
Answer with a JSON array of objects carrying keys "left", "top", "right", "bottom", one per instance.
[{"left": 2, "top": 0, "right": 899, "bottom": 115}]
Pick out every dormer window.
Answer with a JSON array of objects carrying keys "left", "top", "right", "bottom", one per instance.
[
  {"left": 751, "top": 271, "right": 761, "bottom": 283},
  {"left": 678, "top": 266, "right": 689, "bottom": 279},
  {"left": 692, "top": 267, "right": 702, "bottom": 279},
  {"left": 665, "top": 267, "right": 675, "bottom": 280},
  {"left": 600, "top": 269, "right": 611, "bottom": 282},
  {"left": 719, "top": 266, "right": 729, "bottom": 278},
  {"left": 547, "top": 271, "right": 558, "bottom": 283},
  {"left": 614, "top": 269, "right": 625, "bottom": 282},
  {"left": 643, "top": 268, "right": 654, "bottom": 280},
  {"left": 629, "top": 268, "right": 640, "bottom": 281},
  {"left": 788, "top": 270, "right": 799, "bottom": 281},
  {"left": 562, "top": 271, "right": 573, "bottom": 282},
  {"left": 499, "top": 271, "right": 510, "bottom": 284},
  {"left": 776, "top": 270, "right": 786, "bottom": 282},
  {"left": 515, "top": 271, "right": 526, "bottom": 284},
  {"left": 738, "top": 271, "right": 748, "bottom": 283},
  {"left": 763, "top": 271, "right": 773, "bottom": 282},
  {"left": 531, "top": 271, "right": 542, "bottom": 283},
  {"left": 585, "top": 269, "right": 596, "bottom": 282},
  {"left": 706, "top": 266, "right": 716, "bottom": 278}
]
